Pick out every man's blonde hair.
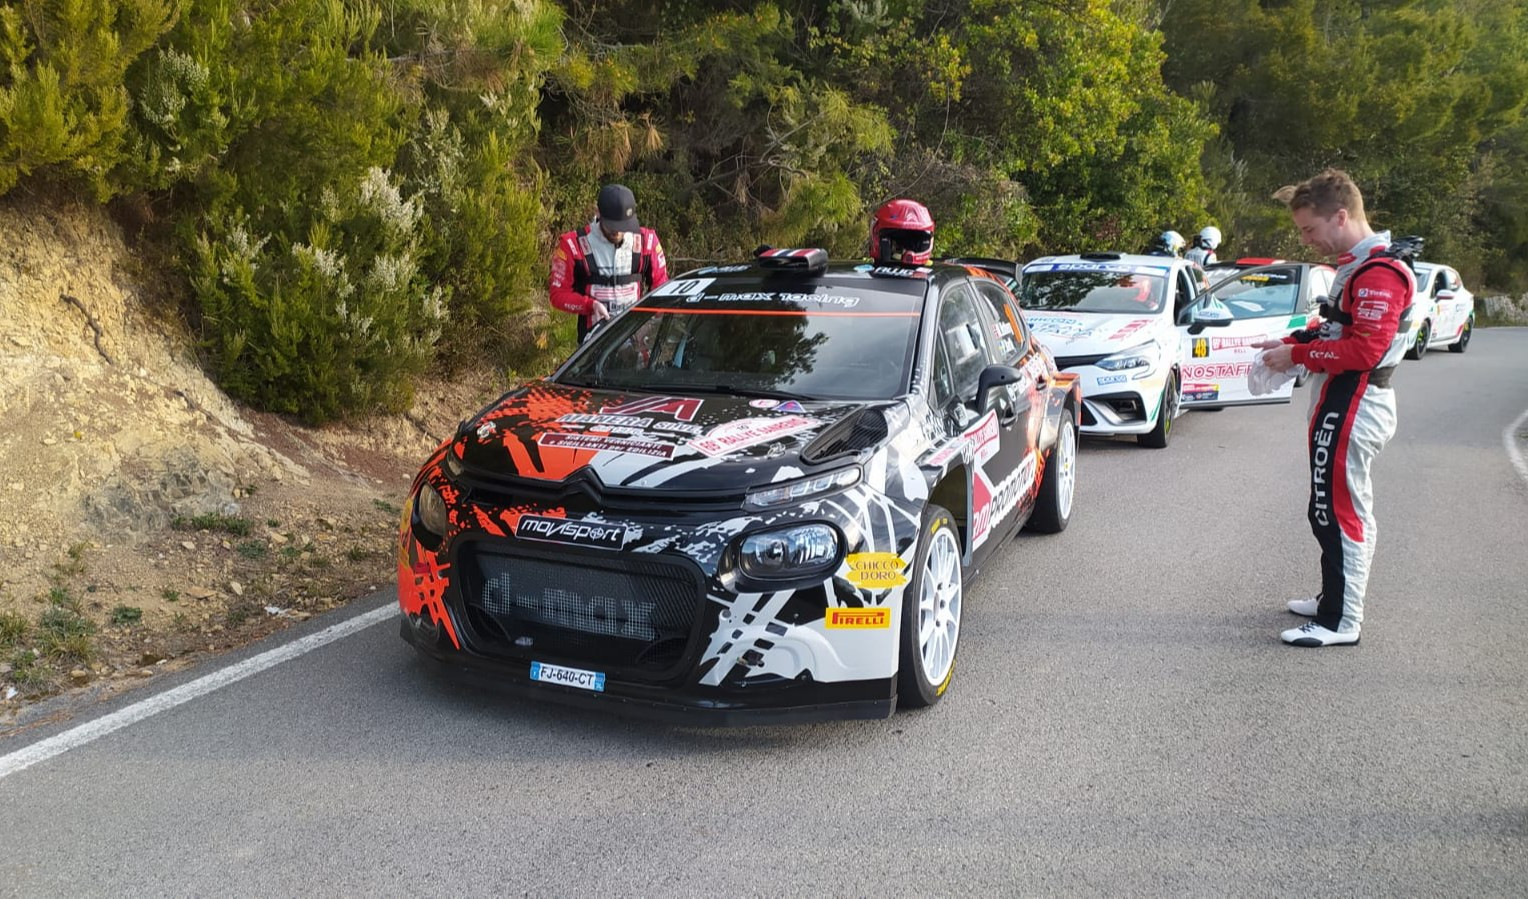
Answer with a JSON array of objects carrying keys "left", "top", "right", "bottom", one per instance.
[{"left": 1272, "top": 168, "right": 1366, "bottom": 221}]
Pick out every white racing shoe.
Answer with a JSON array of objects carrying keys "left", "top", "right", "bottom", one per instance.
[
  {"left": 1281, "top": 620, "right": 1360, "bottom": 647},
  {"left": 1287, "top": 595, "right": 1319, "bottom": 617}
]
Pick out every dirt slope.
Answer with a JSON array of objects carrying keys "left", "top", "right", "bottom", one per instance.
[{"left": 0, "top": 195, "right": 504, "bottom": 725}]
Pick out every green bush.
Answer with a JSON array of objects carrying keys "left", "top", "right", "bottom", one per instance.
[{"left": 192, "top": 166, "right": 445, "bottom": 422}]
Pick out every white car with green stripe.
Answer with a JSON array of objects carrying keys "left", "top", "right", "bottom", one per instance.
[{"left": 1176, "top": 262, "right": 1333, "bottom": 408}]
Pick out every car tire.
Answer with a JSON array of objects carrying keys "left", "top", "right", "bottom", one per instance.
[
  {"left": 1448, "top": 315, "right": 1473, "bottom": 353},
  {"left": 897, "top": 504, "right": 963, "bottom": 710},
  {"left": 1137, "top": 371, "right": 1177, "bottom": 448},
  {"left": 1405, "top": 321, "right": 1430, "bottom": 360},
  {"left": 1026, "top": 416, "right": 1076, "bottom": 534}
]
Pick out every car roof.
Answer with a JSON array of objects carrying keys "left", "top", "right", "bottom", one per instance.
[
  {"left": 672, "top": 258, "right": 975, "bottom": 287},
  {"left": 1022, "top": 251, "right": 1187, "bottom": 273}
]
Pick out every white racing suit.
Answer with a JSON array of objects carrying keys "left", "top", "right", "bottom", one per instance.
[{"left": 1284, "top": 232, "right": 1415, "bottom": 633}]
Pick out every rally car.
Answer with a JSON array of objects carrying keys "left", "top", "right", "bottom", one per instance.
[
  {"left": 1174, "top": 261, "right": 1334, "bottom": 407},
  {"left": 1403, "top": 261, "right": 1475, "bottom": 359},
  {"left": 398, "top": 249, "right": 1081, "bottom": 723},
  {"left": 1017, "top": 252, "right": 1209, "bottom": 447}
]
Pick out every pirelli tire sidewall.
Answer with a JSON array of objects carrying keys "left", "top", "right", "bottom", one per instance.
[{"left": 896, "top": 503, "right": 962, "bottom": 710}]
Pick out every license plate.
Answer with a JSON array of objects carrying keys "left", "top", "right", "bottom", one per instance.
[{"left": 529, "top": 661, "right": 605, "bottom": 692}]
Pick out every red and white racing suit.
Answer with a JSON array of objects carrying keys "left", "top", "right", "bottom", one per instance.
[
  {"left": 549, "top": 221, "right": 669, "bottom": 342},
  {"left": 1282, "top": 232, "right": 1416, "bottom": 633}
]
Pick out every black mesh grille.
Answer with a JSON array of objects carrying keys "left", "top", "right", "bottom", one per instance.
[
  {"left": 1053, "top": 353, "right": 1110, "bottom": 370},
  {"left": 462, "top": 547, "right": 704, "bottom": 677}
]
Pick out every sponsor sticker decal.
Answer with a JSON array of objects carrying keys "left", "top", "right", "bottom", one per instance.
[
  {"left": 1108, "top": 319, "right": 1152, "bottom": 341},
  {"left": 689, "top": 415, "right": 819, "bottom": 457},
  {"left": 649, "top": 277, "right": 713, "bottom": 298},
  {"left": 774, "top": 400, "right": 807, "bottom": 414},
  {"left": 1192, "top": 337, "right": 1210, "bottom": 358},
  {"left": 602, "top": 395, "right": 702, "bottom": 422},
  {"left": 1210, "top": 335, "right": 1267, "bottom": 351},
  {"left": 476, "top": 420, "right": 498, "bottom": 440},
  {"left": 539, "top": 432, "right": 675, "bottom": 458},
  {"left": 1354, "top": 299, "right": 1385, "bottom": 321},
  {"left": 824, "top": 607, "right": 892, "bottom": 629},
  {"left": 1181, "top": 362, "right": 1251, "bottom": 380},
  {"left": 1027, "top": 315, "right": 1091, "bottom": 337},
  {"left": 1182, "top": 383, "right": 1220, "bottom": 402},
  {"left": 924, "top": 441, "right": 963, "bottom": 469},
  {"left": 515, "top": 514, "right": 631, "bottom": 550},
  {"left": 844, "top": 553, "right": 909, "bottom": 590},
  {"left": 749, "top": 398, "right": 780, "bottom": 409}
]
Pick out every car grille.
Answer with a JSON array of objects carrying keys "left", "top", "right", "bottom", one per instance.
[
  {"left": 1053, "top": 353, "right": 1111, "bottom": 370},
  {"left": 461, "top": 546, "right": 705, "bottom": 678}
]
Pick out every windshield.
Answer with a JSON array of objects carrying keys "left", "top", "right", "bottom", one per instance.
[
  {"left": 1207, "top": 265, "right": 1303, "bottom": 319},
  {"left": 1018, "top": 266, "right": 1167, "bottom": 314},
  {"left": 558, "top": 277, "right": 923, "bottom": 401}
]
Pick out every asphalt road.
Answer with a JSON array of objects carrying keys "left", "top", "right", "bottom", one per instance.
[{"left": 3, "top": 329, "right": 1526, "bottom": 897}]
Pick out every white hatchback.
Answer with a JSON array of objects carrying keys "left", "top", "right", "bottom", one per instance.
[
  {"left": 1404, "top": 262, "right": 1475, "bottom": 359},
  {"left": 1018, "top": 252, "right": 1206, "bottom": 448}
]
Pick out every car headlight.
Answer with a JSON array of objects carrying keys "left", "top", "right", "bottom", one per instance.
[
  {"left": 415, "top": 482, "right": 450, "bottom": 537},
  {"left": 743, "top": 467, "right": 861, "bottom": 511},
  {"left": 736, "top": 524, "right": 841, "bottom": 580},
  {"left": 1096, "top": 342, "right": 1158, "bottom": 374}
]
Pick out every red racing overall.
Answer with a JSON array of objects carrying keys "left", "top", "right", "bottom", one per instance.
[
  {"left": 549, "top": 223, "right": 669, "bottom": 342},
  {"left": 1283, "top": 233, "right": 1416, "bottom": 633}
]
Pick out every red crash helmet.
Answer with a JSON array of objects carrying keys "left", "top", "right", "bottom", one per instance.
[{"left": 869, "top": 199, "right": 935, "bottom": 265}]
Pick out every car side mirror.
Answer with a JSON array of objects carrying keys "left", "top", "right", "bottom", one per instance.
[
  {"left": 975, "top": 363, "right": 1024, "bottom": 414},
  {"left": 1187, "top": 304, "right": 1234, "bottom": 334}
]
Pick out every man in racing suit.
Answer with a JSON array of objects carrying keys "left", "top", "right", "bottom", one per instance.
[
  {"left": 549, "top": 183, "right": 670, "bottom": 343},
  {"left": 1254, "top": 169, "right": 1415, "bottom": 647}
]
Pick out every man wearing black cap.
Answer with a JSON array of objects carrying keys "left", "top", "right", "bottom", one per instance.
[{"left": 549, "top": 183, "right": 670, "bottom": 342}]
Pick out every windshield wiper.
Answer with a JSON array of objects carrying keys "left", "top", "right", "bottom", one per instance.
[{"left": 675, "top": 384, "right": 814, "bottom": 402}]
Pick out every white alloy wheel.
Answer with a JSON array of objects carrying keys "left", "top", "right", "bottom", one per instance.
[
  {"left": 917, "top": 525, "right": 963, "bottom": 687},
  {"left": 1055, "top": 418, "right": 1076, "bottom": 520}
]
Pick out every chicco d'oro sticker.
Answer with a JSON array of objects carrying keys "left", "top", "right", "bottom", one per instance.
[{"left": 844, "top": 553, "right": 909, "bottom": 590}]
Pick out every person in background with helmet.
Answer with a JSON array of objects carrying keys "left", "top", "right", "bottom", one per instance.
[
  {"left": 549, "top": 183, "right": 670, "bottom": 343},
  {"left": 1146, "top": 229, "right": 1186, "bottom": 257},
  {"left": 1186, "top": 226, "right": 1222, "bottom": 266},
  {"left": 868, "top": 199, "right": 936, "bottom": 266},
  {"left": 1253, "top": 168, "right": 1415, "bottom": 648}
]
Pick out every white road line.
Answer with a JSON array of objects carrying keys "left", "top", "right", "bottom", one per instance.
[
  {"left": 0, "top": 604, "right": 397, "bottom": 780},
  {"left": 1506, "top": 406, "right": 1528, "bottom": 487}
]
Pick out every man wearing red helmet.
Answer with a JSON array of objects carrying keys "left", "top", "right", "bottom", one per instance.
[{"left": 868, "top": 199, "right": 936, "bottom": 266}]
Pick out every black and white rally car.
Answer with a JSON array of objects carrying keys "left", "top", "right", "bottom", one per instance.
[{"left": 397, "top": 250, "right": 1081, "bottom": 723}]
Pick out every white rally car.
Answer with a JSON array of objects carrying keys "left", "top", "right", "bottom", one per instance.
[
  {"left": 1403, "top": 261, "right": 1475, "bottom": 359},
  {"left": 1018, "top": 252, "right": 1207, "bottom": 448}
]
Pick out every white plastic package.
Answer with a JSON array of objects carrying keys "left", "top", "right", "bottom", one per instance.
[{"left": 1247, "top": 352, "right": 1302, "bottom": 397}]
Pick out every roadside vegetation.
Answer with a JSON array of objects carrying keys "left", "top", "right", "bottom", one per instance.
[{"left": 2, "top": 1, "right": 1525, "bottom": 425}]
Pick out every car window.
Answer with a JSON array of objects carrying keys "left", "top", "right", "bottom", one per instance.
[
  {"left": 972, "top": 280, "right": 1025, "bottom": 362},
  {"left": 937, "top": 284, "right": 993, "bottom": 401},
  {"left": 929, "top": 330, "right": 957, "bottom": 409},
  {"left": 1019, "top": 268, "right": 1167, "bottom": 314},
  {"left": 1308, "top": 267, "right": 1334, "bottom": 305},
  {"left": 561, "top": 277, "right": 923, "bottom": 401},
  {"left": 1206, "top": 265, "right": 1305, "bottom": 319},
  {"left": 1174, "top": 268, "right": 1198, "bottom": 318}
]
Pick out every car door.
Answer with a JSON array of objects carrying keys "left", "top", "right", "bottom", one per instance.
[
  {"left": 1177, "top": 264, "right": 1304, "bottom": 407},
  {"left": 1433, "top": 266, "right": 1470, "bottom": 344},
  {"left": 930, "top": 281, "right": 1033, "bottom": 564}
]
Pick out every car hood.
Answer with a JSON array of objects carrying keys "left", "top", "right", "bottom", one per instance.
[
  {"left": 1023, "top": 311, "right": 1164, "bottom": 358},
  {"left": 449, "top": 380, "right": 882, "bottom": 492}
]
